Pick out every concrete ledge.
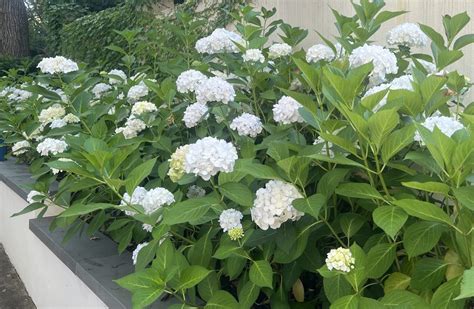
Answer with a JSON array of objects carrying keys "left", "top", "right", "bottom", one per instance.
[{"left": 0, "top": 160, "right": 172, "bottom": 308}]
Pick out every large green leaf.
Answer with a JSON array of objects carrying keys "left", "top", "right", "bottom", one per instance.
[
  {"left": 384, "top": 272, "right": 411, "bottom": 293},
  {"left": 402, "top": 181, "right": 450, "bottom": 195},
  {"left": 238, "top": 281, "right": 260, "bottom": 309},
  {"left": 176, "top": 265, "right": 212, "bottom": 290},
  {"left": 453, "top": 186, "right": 474, "bottom": 211},
  {"left": 339, "top": 213, "right": 365, "bottom": 238},
  {"left": 317, "top": 168, "right": 350, "bottom": 199},
  {"left": 163, "top": 196, "right": 220, "bottom": 225},
  {"left": 455, "top": 267, "right": 474, "bottom": 300},
  {"left": 115, "top": 268, "right": 165, "bottom": 309},
  {"left": 293, "top": 194, "right": 326, "bottom": 219},
  {"left": 59, "top": 203, "right": 115, "bottom": 217},
  {"left": 219, "top": 182, "right": 253, "bottom": 208},
  {"left": 235, "top": 161, "right": 280, "bottom": 180},
  {"left": 324, "top": 275, "right": 353, "bottom": 303},
  {"left": 381, "top": 125, "right": 416, "bottom": 162},
  {"left": 393, "top": 199, "right": 452, "bottom": 226},
  {"left": 330, "top": 294, "right": 359, "bottom": 309},
  {"left": 366, "top": 243, "right": 396, "bottom": 279},
  {"left": 125, "top": 158, "right": 157, "bottom": 195},
  {"left": 381, "top": 290, "right": 430, "bottom": 308},
  {"left": 336, "top": 183, "right": 384, "bottom": 200},
  {"left": 403, "top": 221, "right": 444, "bottom": 258},
  {"left": 249, "top": 260, "right": 273, "bottom": 288},
  {"left": 368, "top": 109, "right": 399, "bottom": 150},
  {"left": 411, "top": 258, "right": 448, "bottom": 290},
  {"left": 432, "top": 277, "right": 464, "bottom": 308},
  {"left": 373, "top": 206, "right": 408, "bottom": 239},
  {"left": 205, "top": 290, "right": 239, "bottom": 309}
]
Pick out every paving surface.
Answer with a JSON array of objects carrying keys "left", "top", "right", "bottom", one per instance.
[{"left": 0, "top": 244, "right": 35, "bottom": 309}]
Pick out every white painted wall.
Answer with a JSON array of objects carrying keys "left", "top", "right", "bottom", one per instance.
[{"left": 0, "top": 182, "right": 107, "bottom": 309}]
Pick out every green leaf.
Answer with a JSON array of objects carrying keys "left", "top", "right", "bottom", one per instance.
[
  {"left": 402, "top": 181, "right": 450, "bottom": 195},
  {"left": 345, "top": 243, "right": 367, "bottom": 292},
  {"left": 330, "top": 294, "right": 359, "bottom": 309},
  {"left": 135, "top": 239, "right": 159, "bottom": 271},
  {"left": 381, "top": 125, "right": 416, "bottom": 163},
  {"left": 384, "top": 272, "right": 411, "bottom": 293},
  {"left": 11, "top": 202, "right": 45, "bottom": 217},
  {"left": 163, "top": 196, "right": 220, "bottom": 225},
  {"left": 436, "top": 49, "right": 463, "bottom": 70},
  {"left": 177, "top": 265, "right": 212, "bottom": 290},
  {"left": 403, "top": 221, "right": 444, "bottom": 258},
  {"left": 239, "top": 281, "right": 260, "bottom": 309},
  {"left": 443, "top": 12, "right": 470, "bottom": 44},
  {"left": 453, "top": 186, "right": 474, "bottom": 211},
  {"left": 205, "top": 290, "right": 239, "bottom": 309},
  {"left": 432, "top": 277, "right": 464, "bottom": 308},
  {"left": 307, "top": 153, "right": 365, "bottom": 169},
  {"left": 381, "top": 290, "right": 429, "bottom": 308},
  {"left": 293, "top": 193, "right": 326, "bottom": 219},
  {"left": 235, "top": 161, "right": 280, "bottom": 180},
  {"left": 125, "top": 158, "right": 157, "bottom": 195},
  {"left": 317, "top": 168, "right": 350, "bottom": 199},
  {"left": 213, "top": 244, "right": 246, "bottom": 260},
  {"left": 339, "top": 213, "right": 365, "bottom": 238},
  {"left": 393, "top": 199, "right": 452, "bottom": 226},
  {"left": 336, "top": 183, "right": 384, "bottom": 200},
  {"left": 219, "top": 182, "right": 253, "bottom": 208},
  {"left": 419, "top": 24, "right": 445, "bottom": 48},
  {"left": 454, "top": 267, "right": 474, "bottom": 300},
  {"left": 366, "top": 243, "right": 396, "bottom": 279},
  {"left": 368, "top": 110, "right": 399, "bottom": 150},
  {"left": 115, "top": 268, "right": 165, "bottom": 309},
  {"left": 324, "top": 275, "right": 353, "bottom": 303},
  {"left": 411, "top": 258, "right": 448, "bottom": 290},
  {"left": 249, "top": 260, "right": 273, "bottom": 288},
  {"left": 59, "top": 203, "right": 115, "bottom": 217},
  {"left": 453, "top": 33, "right": 474, "bottom": 50},
  {"left": 373, "top": 206, "right": 408, "bottom": 239}
]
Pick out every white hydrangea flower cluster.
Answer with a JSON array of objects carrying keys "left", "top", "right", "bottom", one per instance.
[
  {"left": 63, "top": 113, "right": 80, "bottom": 124},
  {"left": 414, "top": 115, "right": 465, "bottom": 142},
  {"left": 183, "top": 103, "right": 209, "bottom": 128},
  {"left": 91, "top": 83, "right": 112, "bottom": 98},
  {"left": 6, "top": 88, "right": 32, "bottom": 102},
  {"left": 349, "top": 44, "right": 398, "bottom": 85},
  {"left": 219, "top": 208, "right": 244, "bottom": 240},
  {"left": 184, "top": 137, "right": 238, "bottom": 181},
  {"left": 230, "top": 113, "right": 263, "bottom": 137},
  {"left": 250, "top": 180, "right": 304, "bottom": 230},
  {"left": 37, "top": 56, "right": 79, "bottom": 74},
  {"left": 387, "top": 23, "right": 429, "bottom": 48},
  {"left": 38, "top": 104, "right": 66, "bottom": 124},
  {"left": 314, "top": 136, "right": 335, "bottom": 158},
  {"left": 306, "top": 44, "right": 335, "bottom": 63},
  {"left": 121, "top": 186, "right": 175, "bottom": 216},
  {"left": 108, "top": 69, "right": 127, "bottom": 84},
  {"left": 243, "top": 49, "right": 265, "bottom": 63},
  {"left": 36, "top": 138, "right": 68, "bottom": 156},
  {"left": 273, "top": 96, "right": 304, "bottom": 125},
  {"left": 12, "top": 141, "right": 30, "bottom": 156},
  {"left": 132, "top": 242, "right": 149, "bottom": 265},
  {"left": 195, "top": 28, "right": 244, "bottom": 54},
  {"left": 131, "top": 101, "right": 157, "bottom": 116},
  {"left": 186, "top": 185, "right": 206, "bottom": 198},
  {"left": 325, "top": 247, "right": 355, "bottom": 273},
  {"left": 168, "top": 145, "right": 189, "bottom": 182},
  {"left": 49, "top": 113, "right": 81, "bottom": 129},
  {"left": 127, "top": 82, "right": 149, "bottom": 102},
  {"left": 269, "top": 43, "right": 292, "bottom": 59},
  {"left": 115, "top": 116, "right": 147, "bottom": 139},
  {"left": 195, "top": 77, "right": 236, "bottom": 104},
  {"left": 176, "top": 70, "right": 208, "bottom": 94},
  {"left": 362, "top": 75, "right": 414, "bottom": 111}
]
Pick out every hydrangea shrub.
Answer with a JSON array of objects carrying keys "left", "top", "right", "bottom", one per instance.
[{"left": 1, "top": 2, "right": 474, "bottom": 308}]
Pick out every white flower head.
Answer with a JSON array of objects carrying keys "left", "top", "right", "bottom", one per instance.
[
  {"left": 176, "top": 70, "right": 208, "bottom": 94},
  {"left": 36, "top": 138, "right": 68, "bottom": 156},
  {"left": 387, "top": 23, "right": 429, "bottom": 48},
  {"left": 50, "top": 118, "right": 67, "bottom": 129},
  {"left": 120, "top": 186, "right": 148, "bottom": 216},
  {"left": 127, "top": 83, "right": 149, "bottom": 102},
  {"left": 131, "top": 101, "right": 157, "bottom": 116},
  {"left": 186, "top": 185, "right": 206, "bottom": 199},
  {"left": 195, "top": 77, "right": 235, "bottom": 104},
  {"left": 250, "top": 180, "right": 304, "bottom": 230},
  {"left": 132, "top": 242, "right": 148, "bottom": 265},
  {"left": 306, "top": 44, "right": 335, "bottom": 63},
  {"left": 168, "top": 145, "right": 189, "bottom": 182},
  {"left": 273, "top": 96, "right": 304, "bottom": 124},
  {"left": 230, "top": 113, "right": 263, "bottom": 137},
  {"left": 142, "top": 188, "right": 175, "bottom": 215},
  {"left": 12, "top": 141, "right": 30, "bottom": 156},
  {"left": 269, "top": 43, "right": 292, "bottom": 59},
  {"left": 183, "top": 103, "right": 209, "bottom": 128},
  {"left": 7, "top": 88, "right": 32, "bottom": 102},
  {"left": 414, "top": 115, "right": 464, "bottom": 142},
  {"left": 108, "top": 69, "right": 127, "bottom": 84},
  {"left": 219, "top": 208, "right": 243, "bottom": 232},
  {"left": 91, "top": 83, "right": 112, "bottom": 98},
  {"left": 63, "top": 113, "right": 80, "bottom": 124},
  {"left": 184, "top": 137, "right": 238, "bottom": 181},
  {"left": 243, "top": 49, "right": 265, "bottom": 63},
  {"left": 195, "top": 28, "right": 244, "bottom": 54},
  {"left": 38, "top": 104, "right": 66, "bottom": 124},
  {"left": 115, "top": 116, "right": 146, "bottom": 139},
  {"left": 349, "top": 44, "right": 398, "bottom": 86},
  {"left": 37, "top": 56, "right": 79, "bottom": 74},
  {"left": 325, "top": 247, "right": 355, "bottom": 273},
  {"left": 27, "top": 190, "right": 44, "bottom": 204}
]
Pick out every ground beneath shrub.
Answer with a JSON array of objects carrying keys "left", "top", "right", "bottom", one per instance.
[{"left": 0, "top": 244, "right": 35, "bottom": 309}]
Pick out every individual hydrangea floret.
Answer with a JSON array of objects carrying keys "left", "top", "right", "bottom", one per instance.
[
  {"left": 186, "top": 185, "right": 206, "bottom": 199},
  {"left": 108, "top": 69, "right": 127, "bottom": 84},
  {"left": 195, "top": 28, "right": 244, "bottom": 54},
  {"left": 38, "top": 104, "right": 66, "bottom": 124},
  {"left": 50, "top": 118, "right": 67, "bottom": 129},
  {"left": 120, "top": 186, "right": 147, "bottom": 216},
  {"left": 91, "top": 83, "right": 112, "bottom": 98},
  {"left": 132, "top": 242, "right": 148, "bottom": 265},
  {"left": 27, "top": 190, "right": 44, "bottom": 204},
  {"left": 176, "top": 70, "right": 208, "bottom": 94},
  {"left": 142, "top": 224, "right": 153, "bottom": 233},
  {"left": 195, "top": 77, "right": 235, "bottom": 104},
  {"left": 219, "top": 209, "right": 244, "bottom": 241},
  {"left": 362, "top": 75, "right": 413, "bottom": 111},
  {"left": 127, "top": 82, "right": 149, "bottom": 102},
  {"left": 168, "top": 145, "right": 189, "bottom": 182},
  {"left": 325, "top": 247, "right": 355, "bottom": 273},
  {"left": 230, "top": 113, "right": 263, "bottom": 137},
  {"left": 314, "top": 136, "right": 335, "bottom": 158},
  {"left": 183, "top": 103, "right": 209, "bottom": 128},
  {"left": 273, "top": 96, "right": 304, "bottom": 125},
  {"left": 36, "top": 138, "right": 68, "bottom": 156},
  {"left": 349, "top": 44, "right": 398, "bottom": 86},
  {"left": 115, "top": 116, "right": 147, "bottom": 139},
  {"left": 131, "top": 101, "right": 157, "bottom": 116},
  {"left": 243, "top": 49, "right": 265, "bottom": 63},
  {"left": 12, "top": 141, "right": 30, "bottom": 156},
  {"left": 184, "top": 137, "right": 238, "bottom": 181},
  {"left": 63, "top": 113, "right": 80, "bottom": 124},
  {"left": 142, "top": 188, "right": 175, "bottom": 215},
  {"left": 306, "top": 44, "right": 335, "bottom": 63},
  {"left": 37, "top": 56, "right": 79, "bottom": 74},
  {"left": 387, "top": 23, "right": 429, "bottom": 48},
  {"left": 269, "top": 43, "right": 292, "bottom": 59},
  {"left": 414, "top": 115, "right": 465, "bottom": 142},
  {"left": 250, "top": 180, "right": 304, "bottom": 230}
]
